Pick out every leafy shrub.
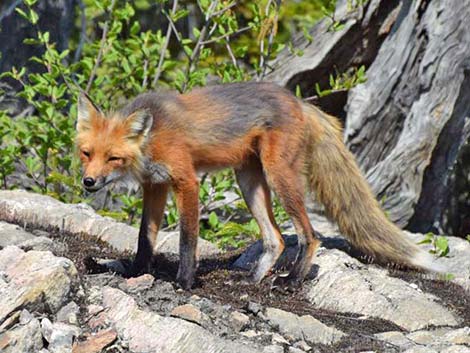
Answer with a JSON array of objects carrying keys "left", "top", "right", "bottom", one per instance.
[{"left": 0, "top": 0, "right": 352, "bottom": 248}]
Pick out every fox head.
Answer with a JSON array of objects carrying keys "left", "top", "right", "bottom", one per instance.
[{"left": 75, "top": 93, "right": 153, "bottom": 192}]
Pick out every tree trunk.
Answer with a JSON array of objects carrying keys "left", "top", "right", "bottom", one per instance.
[{"left": 270, "top": 0, "right": 470, "bottom": 237}]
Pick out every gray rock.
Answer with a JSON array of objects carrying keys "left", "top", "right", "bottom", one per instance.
[
  {"left": 402, "top": 348, "right": 438, "bottom": 353},
  {"left": 288, "top": 348, "right": 305, "bottom": 353},
  {"left": 407, "top": 232, "right": 470, "bottom": 292},
  {"left": 0, "top": 246, "right": 78, "bottom": 324},
  {"left": 41, "top": 318, "right": 80, "bottom": 353},
  {"left": 305, "top": 249, "right": 459, "bottom": 331},
  {"left": 229, "top": 311, "right": 250, "bottom": 332},
  {"left": 375, "top": 331, "right": 413, "bottom": 349},
  {"left": 263, "top": 345, "right": 284, "bottom": 353},
  {"left": 156, "top": 230, "right": 220, "bottom": 257},
  {"left": 56, "top": 301, "right": 80, "bottom": 326},
  {"left": 378, "top": 326, "right": 470, "bottom": 351},
  {"left": 71, "top": 328, "right": 117, "bottom": 353},
  {"left": 406, "top": 329, "right": 443, "bottom": 345},
  {"left": 264, "top": 307, "right": 344, "bottom": 345},
  {"left": 102, "top": 286, "right": 259, "bottom": 353},
  {"left": 17, "top": 236, "right": 54, "bottom": 252},
  {"left": 0, "top": 314, "right": 43, "bottom": 352},
  {"left": 170, "top": 304, "right": 205, "bottom": 325},
  {"left": 0, "top": 222, "right": 35, "bottom": 247},
  {"left": 443, "top": 327, "right": 470, "bottom": 345},
  {"left": 271, "top": 332, "right": 289, "bottom": 345},
  {"left": 247, "top": 302, "right": 262, "bottom": 315},
  {"left": 0, "top": 190, "right": 220, "bottom": 256},
  {"left": 293, "top": 340, "right": 311, "bottom": 352},
  {"left": 440, "top": 347, "right": 470, "bottom": 353},
  {"left": 124, "top": 274, "right": 155, "bottom": 293}
]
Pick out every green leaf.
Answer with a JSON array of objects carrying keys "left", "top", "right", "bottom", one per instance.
[
  {"left": 208, "top": 212, "right": 219, "bottom": 229},
  {"left": 15, "top": 8, "right": 29, "bottom": 21},
  {"left": 29, "top": 9, "right": 39, "bottom": 24},
  {"left": 435, "top": 236, "right": 449, "bottom": 257}
]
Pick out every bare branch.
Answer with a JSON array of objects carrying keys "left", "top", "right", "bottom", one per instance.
[
  {"left": 302, "top": 88, "right": 348, "bottom": 102},
  {"left": 211, "top": 1, "right": 237, "bottom": 17},
  {"left": 142, "top": 59, "right": 149, "bottom": 89},
  {"left": 200, "top": 25, "right": 251, "bottom": 45},
  {"left": 152, "top": 0, "right": 179, "bottom": 88},
  {"left": 85, "top": 0, "right": 117, "bottom": 93},
  {"left": 225, "top": 41, "right": 238, "bottom": 68},
  {"left": 162, "top": 10, "right": 188, "bottom": 57}
]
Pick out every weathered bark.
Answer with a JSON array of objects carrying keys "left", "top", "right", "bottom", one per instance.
[
  {"left": 270, "top": 0, "right": 470, "bottom": 237},
  {"left": 269, "top": 0, "right": 401, "bottom": 120},
  {"left": 345, "top": 0, "right": 470, "bottom": 236}
]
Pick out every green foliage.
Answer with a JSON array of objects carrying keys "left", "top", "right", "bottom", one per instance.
[
  {"left": 418, "top": 233, "right": 450, "bottom": 258},
  {"left": 315, "top": 65, "right": 367, "bottom": 97},
  {"left": 0, "top": 0, "right": 336, "bottom": 248},
  {"left": 204, "top": 216, "right": 260, "bottom": 250}
]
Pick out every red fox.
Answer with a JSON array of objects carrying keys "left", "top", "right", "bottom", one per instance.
[{"left": 76, "top": 81, "right": 442, "bottom": 289}]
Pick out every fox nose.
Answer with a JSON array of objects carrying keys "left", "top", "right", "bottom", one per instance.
[{"left": 83, "top": 177, "right": 96, "bottom": 187}]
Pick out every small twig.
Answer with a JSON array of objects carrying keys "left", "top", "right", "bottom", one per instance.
[
  {"left": 141, "top": 59, "right": 149, "bottom": 89},
  {"left": 303, "top": 95, "right": 319, "bottom": 102},
  {"left": 152, "top": 0, "right": 179, "bottom": 87},
  {"left": 85, "top": 0, "right": 117, "bottom": 93},
  {"left": 225, "top": 41, "right": 238, "bottom": 68},
  {"left": 302, "top": 88, "right": 348, "bottom": 102},
  {"left": 210, "top": 1, "right": 237, "bottom": 17},
  {"left": 200, "top": 25, "right": 251, "bottom": 45},
  {"left": 162, "top": 11, "right": 188, "bottom": 58},
  {"left": 74, "top": 0, "right": 87, "bottom": 63}
]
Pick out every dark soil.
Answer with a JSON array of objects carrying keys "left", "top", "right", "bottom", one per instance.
[{"left": 12, "top": 224, "right": 470, "bottom": 353}]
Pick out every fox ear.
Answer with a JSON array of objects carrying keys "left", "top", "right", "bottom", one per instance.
[
  {"left": 77, "top": 93, "right": 101, "bottom": 133},
  {"left": 125, "top": 109, "right": 153, "bottom": 140}
]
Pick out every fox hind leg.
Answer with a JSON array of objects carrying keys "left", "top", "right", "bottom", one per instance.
[
  {"left": 235, "top": 157, "right": 285, "bottom": 283},
  {"left": 260, "top": 139, "right": 321, "bottom": 282}
]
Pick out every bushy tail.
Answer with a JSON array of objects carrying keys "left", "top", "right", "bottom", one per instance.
[{"left": 302, "top": 104, "right": 443, "bottom": 272}]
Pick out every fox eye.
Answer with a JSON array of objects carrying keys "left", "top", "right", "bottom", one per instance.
[
  {"left": 82, "top": 150, "right": 90, "bottom": 157},
  {"left": 108, "top": 156, "right": 121, "bottom": 162}
]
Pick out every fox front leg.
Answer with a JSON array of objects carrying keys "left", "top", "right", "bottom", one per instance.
[
  {"left": 133, "top": 183, "right": 169, "bottom": 275},
  {"left": 173, "top": 177, "right": 200, "bottom": 289}
]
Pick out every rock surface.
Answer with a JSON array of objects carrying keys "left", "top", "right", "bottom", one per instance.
[
  {"left": 0, "top": 221, "right": 36, "bottom": 247},
  {"left": 0, "top": 310, "right": 43, "bottom": 353},
  {"left": 306, "top": 249, "right": 459, "bottom": 331},
  {"left": 0, "top": 190, "right": 220, "bottom": 256},
  {"left": 264, "top": 307, "right": 344, "bottom": 345},
  {"left": 72, "top": 328, "right": 117, "bottom": 353},
  {"left": 102, "top": 287, "right": 259, "bottom": 353},
  {"left": 0, "top": 246, "right": 78, "bottom": 325},
  {"left": 407, "top": 231, "right": 470, "bottom": 292}
]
